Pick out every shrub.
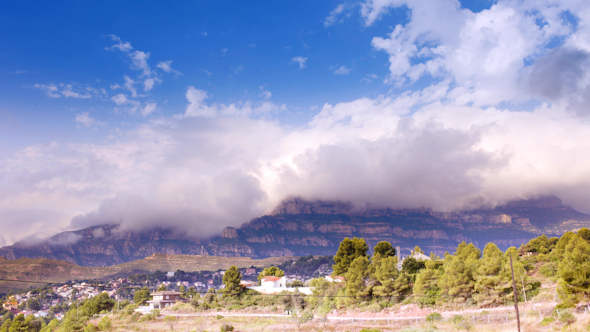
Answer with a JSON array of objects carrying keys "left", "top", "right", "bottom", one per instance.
[
  {"left": 558, "top": 310, "right": 576, "bottom": 325},
  {"left": 97, "top": 316, "right": 111, "bottom": 331},
  {"left": 426, "top": 312, "right": 442, "bottom": 323},
  {"left": 539, "top": 317, "right": 555, "bottom": 326},
  {"left": 359, "top": 329, "right": 380, "bottom": 332},
  {"left": 215, "top": 315, "right": 224, "bottom": 320},
  {"left": 220, "top": 324, "right": 234, "bottom": 332},
  {"left": 298, "top": 311, "right": 314, "bottom": 323},
  {"left": 84, "top": 324, "right": 98, "bottom": 332}
]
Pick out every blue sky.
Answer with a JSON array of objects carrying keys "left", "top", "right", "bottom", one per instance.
[
  {"left": 2, "top": 0, "right": 590, "bottom": 245},
  {"left": 0, "top": 0, "right": 498, "bottom": 151}
]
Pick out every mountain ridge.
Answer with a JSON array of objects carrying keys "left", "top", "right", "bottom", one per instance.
[{"left": 1, "top": 196, "right": 589, "bottom": 266}]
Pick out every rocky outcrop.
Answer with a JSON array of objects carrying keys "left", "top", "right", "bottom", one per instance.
[{"left": 222, "top": 227, "right": 239, "bottom": 239}]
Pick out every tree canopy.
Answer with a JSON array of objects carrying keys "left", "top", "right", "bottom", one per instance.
[{"left": 332, "top": 237, "right": 369, "bottom": 276}]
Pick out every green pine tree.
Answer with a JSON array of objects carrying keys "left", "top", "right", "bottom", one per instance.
[
  {"left": 558, "top": 234, "right": 590, "bottom": 307},
  {"left": 133, "top": 287, "right": 151, "bottom": 306},
  {"left": 333, "top": 237, "right": 369, "bottom": 276},
  {"left": 222, "top": 265, "right": 243, "bottom": 298},
  {"left": 473, "top": 243, "right": 506, "bottom": 306},
  {"left": 413, "top": 259, "right": 442, "bottom": 306},
  {"left": 372, "top": 255, "right": 399, "bottom": 297},
  {"left": 438, "top": 242, "right": 481, "bottom": 303},
  {"left": 344, "top": 256, "right": 371, "bottom": 301},
  {"left": 373, "top": 241, "right": 395, "bottom": 258},
  {"left": 257, "top": 266, "right": 284, "bottom": 283}
]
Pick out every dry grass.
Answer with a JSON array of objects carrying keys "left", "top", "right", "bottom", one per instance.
[{"left": 102, "top": 309, "right": 590, "bottom": 332}]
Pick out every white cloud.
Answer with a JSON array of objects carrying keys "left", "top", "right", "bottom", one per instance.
[
  {"left": 7, "top": 0, "right": 590, "bottom": 246},
  {"left": 11, "top": 70, "right": 27, "bottom": 75},
  {"left": 75, "top": 112, "right": 102, "bottom": 128},
  {"left": 325, "top": 3, "right": 356, "bottom": 26},
  {"left": 290, "top": 56, "right": 308, "bottom": 69},
  {"left": 334, "top": 66, "right": 351, "bottom": 75},
  {"left": 110, "top": 83, "right": 121, "bottom": 89},
  {"left": 61, "top": 84, "right": 91, "bottom": 99},
  {"left": 140, "top": 102, "right": 157, "bottom": 117},
  {"left": 34, "top": 83, "right": 104, "bottom": 99},
  {"left": 143, "top": 78, "right": 157, "bottom": 92},
  {"left": 34, "top": 83, "right": 60, "bottom": 98},
  {"left": 182, "top": 86, "right": 285, "bottom": 118},
  {"left": 123, "top": 76, "right": 137, "bottom": 97},
  {"left": 156, "top": 60, "right": 183, "bottom": 76},
  {"left": 105, "top": 34, "right": 133, "bottom": 52},
  {"left": 259, "top": 86, "right": 272, "bottom": 99},
  {"left": 362, "top": 0, "right": 588, "bottom": 110},
  {"left": 111, "top": 93, "right": 140, "bottom": 115},
  {"left": 129, "top": 50, "right": 152, "bottom": 77}
]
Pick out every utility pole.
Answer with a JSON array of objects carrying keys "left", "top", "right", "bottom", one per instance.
[
  {"left": 510, "top": 253, "right": 521, "bottom": 332},
  {"left": 521, "top": 275, "right": 527, "bottom": 302}
]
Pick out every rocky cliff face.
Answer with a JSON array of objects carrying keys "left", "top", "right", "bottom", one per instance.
[
  {"left": 1, "top": 196, "right": 589, "bottom": 266},
  {"left": 0, "top": 225, "right": 209, "bottom": 266},
  {"left": 207, "top": 196, "right": 590, "bottom": 258}
]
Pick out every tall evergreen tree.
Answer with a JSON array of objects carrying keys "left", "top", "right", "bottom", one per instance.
[
  {"left": 558, "top": 234, "right": 590, "bottom": 306},
  {"left": 438, "top": 242, "right": 481, "bottom": 302},
  {"left": 133, "top": 287, "right": 151, "bottom": 305},
  {"left": 257, "top": 266, "right": 284, "bottom": 283},
  {"left": 373, "top": 241, "right": 395, "bottom": 258},
  {"left": 372, "top": 256, "right": 399, "bottom": 297},
  {"left": 344, "top": 256, "right": 371, "bottom": 300},
  {"left": 222, "top": 265, "right": 243, "bottom": 298},
  {"left": 333, "top": 237, "right": 369, "bottom": 276},
  {"left": 473, "top": 243, "right": 506, "bottom": 306},
  {"left": 414, "top": 259, "right": 442, "bottom": 306},
  {"left": 578, "top": 227, "right": 590, "bottom": 242}
]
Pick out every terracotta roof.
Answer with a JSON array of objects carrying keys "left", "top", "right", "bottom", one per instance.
[{"left": 261, "top": 276, "right": 282, "bottom": 282}]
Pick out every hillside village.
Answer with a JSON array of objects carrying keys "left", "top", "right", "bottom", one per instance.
[{"left": 0, "top": 251, "right": 430, "bottom": 319}]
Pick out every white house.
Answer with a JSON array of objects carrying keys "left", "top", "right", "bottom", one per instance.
[
  {"left": 261, "top": 276, "right": 286, "bottom": 289},
  {"left": 248, "top": 276, "right": 313, "bottom": 295},
  {"left": 166, "top": 271, "right": 175, "bottom": 277}
]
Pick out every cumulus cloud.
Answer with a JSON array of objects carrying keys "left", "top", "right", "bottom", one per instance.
[
  {"left": 290, "top": 56, "right": 308, "bottom": 69},
  {"left": 363, "top": 0, "right": 589, "bottom": 110}
]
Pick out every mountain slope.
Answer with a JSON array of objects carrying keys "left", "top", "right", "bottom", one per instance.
[
  {"left": 1, "top": 196, "right": 589, "bottom": 266},
  {"left": 0, "top": 253, "right": 295, "bottom": 293}
]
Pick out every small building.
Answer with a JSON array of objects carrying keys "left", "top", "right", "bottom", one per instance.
[
  {"left": 261, "top": 276, "right": 286, "bottom": 289},
  {"left": 34, "top": 311, "right": 49, "bottom": 318},
  {"left": 166, "top": 271, "right": 175, "bottom": 277},
  {"left": 245, "top": 268, "right": 256, "bottom": 275},
  {"left": 145, "top": 291, "right": 188, "bottom": 309},
  {"left": 325, "top": 276, "right": 345, "bottom": 283},
  {"left": 411, "top": 252, "right": 431, "bottom": 261}
]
